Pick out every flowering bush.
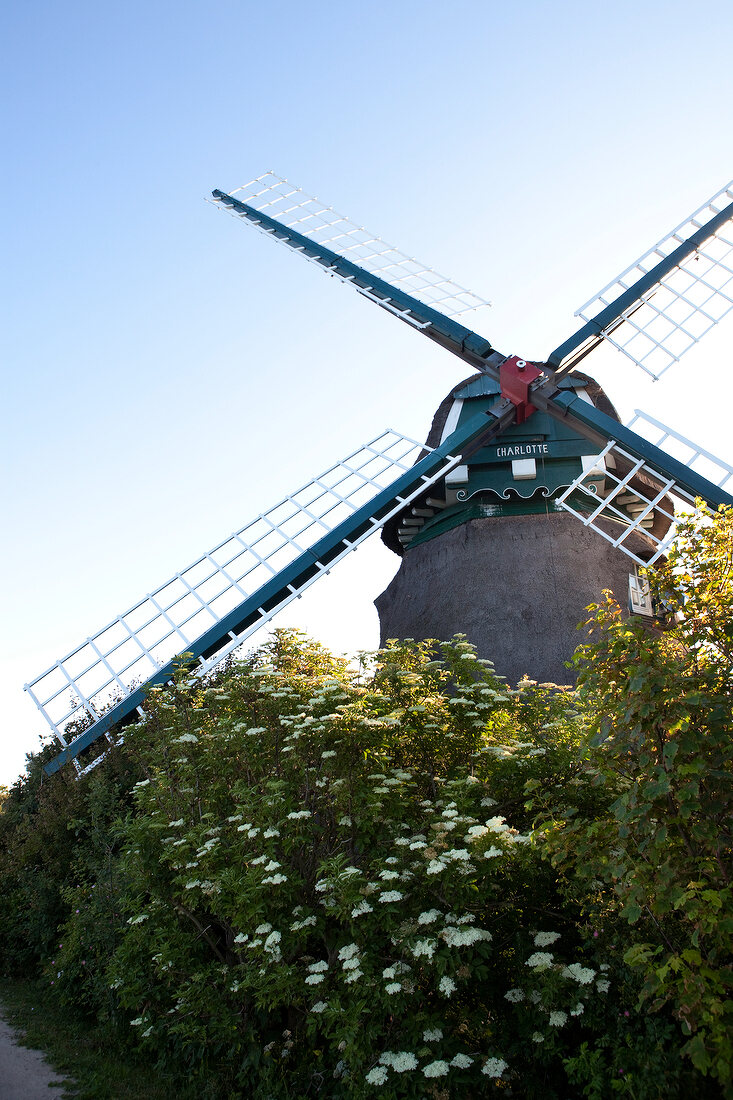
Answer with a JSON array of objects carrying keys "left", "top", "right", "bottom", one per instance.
[
  {"left": 3, "top": 505, "right": 732, "bottom": 1099},
  {"left": 82, "top": 631, "right": 697, "bottom": 1097}
]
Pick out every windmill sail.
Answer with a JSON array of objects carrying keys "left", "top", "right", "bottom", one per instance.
[
  {"left": 549, "top": 180, "right": 733, "bottom": 378},
  {"left": 30, "top": 412, "right": 510, "bottom": 776},
  {"left": 211, "top": 175, "right": 500, "bottom": 373},
  {"left": 554, "top": 406, "right": 733, "bottom": 565}
]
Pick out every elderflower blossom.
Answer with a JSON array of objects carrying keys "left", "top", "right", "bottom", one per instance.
[
  {"left": 549, "top": 1011, "right": 567, "bottom": 1027},
  {"left": 351, "top": 900, "right": 373, "bottom": 918},
  {"left": 411, "top": 938, "right": 436, "bottom": 959},
  {"left": 426, "top": 860, "right": 447, "bottom": 875},
  {"left": 445, "top": 848, "right": 471, "bottom": 861},
  {"left": 338, "top": 943, "right": 359, "bottom": 961},
  {"left": 380, "top": 1052, "right": 418, "bottom": 1072},
  {"left": 438, "top": 975, "right": 456, "bottom": 996},
  {"left": 442, "top": 926, "right": 491, "bottom": 947},
  {"left": 305, "top": 974, "right": 325, "bottom": 985},
  {"left": 534, "top": 931, "right": 561, "bottom": 947},
  {"left": 379, "top": 891, "right": 403, "bottom": 903},
  {"left": 596, "top": 979, "right": 610, "bottom": 993},
  {"left": 418, "top": 909, "right": 442, "bottom": 925},
  {"left": 451, "top": 1053, "right": 473, "bottom": 1068},
  {"left": 482, "top": 1057, "right": 508, "bottom": 1078},
  {"left": 532, "top": 1032, "right": 544, "bottom": 1043},
  {"left": 287, "top": 810, "right": 312, "bottom": 820},
  {"left": 562, "top": 963, "right": 596, "bottom": 985},
  {"left": 291, "top": 914, "right": 317, "bottom": 931},
  {"left": 504, "top": 988, "right": 525, "bottom": 1002},
  {"left": 365, "top": 1066, "right": 388, "bottom": 1086},
  {"left": 423, "top": 1028, "right": 443, "bottom": 1041},
  {"left": 483, "top": 846, "right": 503, "bottom": 859},
  {"left": 255, "top": 923, "right": 272, "bottom": 935},
  {"left": 570, "top": 1002, "right": 584, "bottom": 1016},
  {"left": 526, "top": 952, "right": 554, "bottom": 970},
  {"left": 173, "top": 733, "right": 198, "bottom": 743},
  {"left": 262, "top": 873, "right": 287, "bottom": 885},
  {"left": 311, "top": 1001, "right": 327, "bottom": 1013},
  {"left": 423, "top": 1060, "right": 450, "bottom": 1078},
  {"left": 385, "top": 982, "right": 401, "bottom": 994}
]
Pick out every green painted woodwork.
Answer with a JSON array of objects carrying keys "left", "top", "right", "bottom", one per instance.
[{"left": 413, "top": 375, "right": 600, "bottom": 547}]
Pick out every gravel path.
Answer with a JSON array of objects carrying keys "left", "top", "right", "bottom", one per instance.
[{"left": 0, "top": 1012, "right": 73, "bottom": 1099}]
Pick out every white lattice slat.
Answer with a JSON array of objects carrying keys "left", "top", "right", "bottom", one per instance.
[
  {"left": 556, "top": 440, "right": 693, "bottom": 567},
  {"left": 212, "top": 172, "right": 491, "bottom": 319},
  {"left": 576, "top": 180, "right": 733, "bottom": 379}
]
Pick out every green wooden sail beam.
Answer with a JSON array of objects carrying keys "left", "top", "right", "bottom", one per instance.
[{"left": 212, "top": 189, "right": 501, "bottom": 374}]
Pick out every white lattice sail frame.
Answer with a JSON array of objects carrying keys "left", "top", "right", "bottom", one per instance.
[
  {"left": 576, "top": 179, "right": 733, "bottom": 379},
  {"left": 556, "top": 440, "right": 692, "bottom": 567},
  {"left": 625, "top": 410, "right": 733, "bottom": 493},
  {"left": 26, "top": 429, "right": 459, "bottom": 764},
  {"left": 212, "top": 172, "right": 491, "bottom": 320}
]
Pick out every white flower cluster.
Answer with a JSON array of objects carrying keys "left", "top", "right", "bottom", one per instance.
[
  {"left": 504, "top": 987, "right": 525, "bottom": 1002},
  {"left": 482, "top": 1057, "right": 508, "bottom": 1078},
  {"left": 338, "top": 942, "right": 363, "bottom": 983},
  {"left": 442, "top": 925, "right": 491, "bottom": 947},
  {"left": 525, "top": 952, "right": 554, "bottom": 970},
  {"left": 417, "top": 908, "right": 442, "bottom": 925},
  {"left": 351, "top": 900, "right": 373, "bottom": 919},
  {"left": 533, "top": 930, "right": 561, "bottom": 947},
  {"left": 378, "top": 891, "right": 403, "bottom": 903},
  {"left": 379, "top": 1051, "right": 418, "bottom": 1073},
  {"left": 305, "top": 958, "right": 328, "bottom": 985},
  {"left": 287, "top": 810, "right": 312, "bottom": 820},
  {"left": 423, "top": 1060, "right": 449, "bottom": 1077},
  {"left": 562, "top": 962, "right": 596, "bottom": 985},
  {"left": 290, "top": 913, "right": 317, "bottom": 931}
]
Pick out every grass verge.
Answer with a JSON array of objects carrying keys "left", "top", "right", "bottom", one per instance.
[{"left": 0, "top": 979, "right": 186, "bottom": 1099}]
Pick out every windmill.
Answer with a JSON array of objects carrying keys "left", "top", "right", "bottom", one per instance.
[{"left": 26, "top": 173, "right": 733, "bottom": 776}]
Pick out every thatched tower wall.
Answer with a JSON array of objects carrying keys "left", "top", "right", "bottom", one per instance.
[{"left": 375, "top": 512, "right": 653, "bottom": 685}]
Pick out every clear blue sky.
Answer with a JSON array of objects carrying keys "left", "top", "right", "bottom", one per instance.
[{"left": 2, "top": 0, "right": 733, "bottom": 784}]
